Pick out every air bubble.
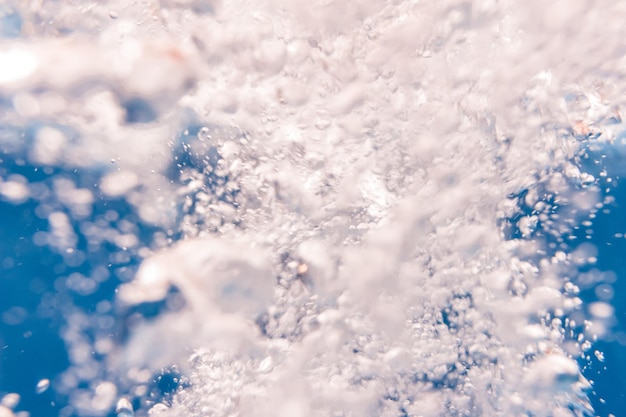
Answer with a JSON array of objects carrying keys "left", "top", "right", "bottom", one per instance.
[
  {"left": 36, "top": 379, "right": 50, "bottom": 394},
  {"left": 0, "top": 394, "right": 19, "bottom": 409},
  {"left": 116, "top": 398, "right": 134, "bottom": 417}
]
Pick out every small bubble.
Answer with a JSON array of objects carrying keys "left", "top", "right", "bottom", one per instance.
[
  {"left": 116, "top": 398, "right": 134, "bottom": 417},
  {"left": 594, "top": 350, "right": 605, "bottom": 362},
  {"left": 36, "top": 378, "right": 50, "bottom": 394},
  {"left": 595, "top": 284, "right": 614, "bottom": 300},
  {"left": 589, "top": 302, "right": 614, "bottom": 319},
  {"left": 258, "top": 356, "right": 273, "bottom": 373},
  {"left": 297, "top": 263, "right": 308, "bottom": 275}
]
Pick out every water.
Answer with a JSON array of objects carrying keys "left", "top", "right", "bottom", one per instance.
[{"left": 1, "top": 1, "right": 626, "bottom": 416}]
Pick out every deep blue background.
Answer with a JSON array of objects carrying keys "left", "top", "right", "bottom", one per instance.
[
  {"left": 574, "top": 144, "right": 626, "bottom": 416},
  {"left": 0, "top": 156, "right": 144, "bottom": 416}
]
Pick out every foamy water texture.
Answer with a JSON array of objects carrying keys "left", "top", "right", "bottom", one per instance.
[{"left": 2, "top": 0, "right": 626, "bottom": 416}]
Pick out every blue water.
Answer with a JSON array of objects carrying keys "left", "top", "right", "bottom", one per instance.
[
  {"left": 573, "top": 145, "right": 626, "bottom": 416},
  {"left": 0, "top": 156, "right": 159, "bottom": 417}
]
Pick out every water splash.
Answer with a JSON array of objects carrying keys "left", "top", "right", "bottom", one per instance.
[{"left": 2, "top": 0, "right": 625, "bottom": 416}]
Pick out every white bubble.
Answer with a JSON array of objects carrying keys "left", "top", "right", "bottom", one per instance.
[
  {"left": 0, "top": 181, "right": 29, "bottom": 204},
  {"left": 0, "top": 394, "right": 20, "bottom": 410},
  {"left": 589, "top": 302, "right": 614, "bottom": 319},
  {"left": 36, "top": 379, "right": 50, "bottom": 394},
  {"left": 258, "top": 356, "right": 273, "bottom": 373},
  {"left": 594, "top": 350, "right": 605, "bottom": 362},
  {"left": 116, "top": 398, "right": 134, "bottom": 417}
]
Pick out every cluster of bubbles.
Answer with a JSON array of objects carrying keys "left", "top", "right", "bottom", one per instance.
[{"left": 2, "top": 0, "right": 626, "bottom": 416}]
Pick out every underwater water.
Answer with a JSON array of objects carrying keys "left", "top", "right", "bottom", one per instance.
[{"left": 1, "top": 0, "right": 626, "bottom": 416}]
